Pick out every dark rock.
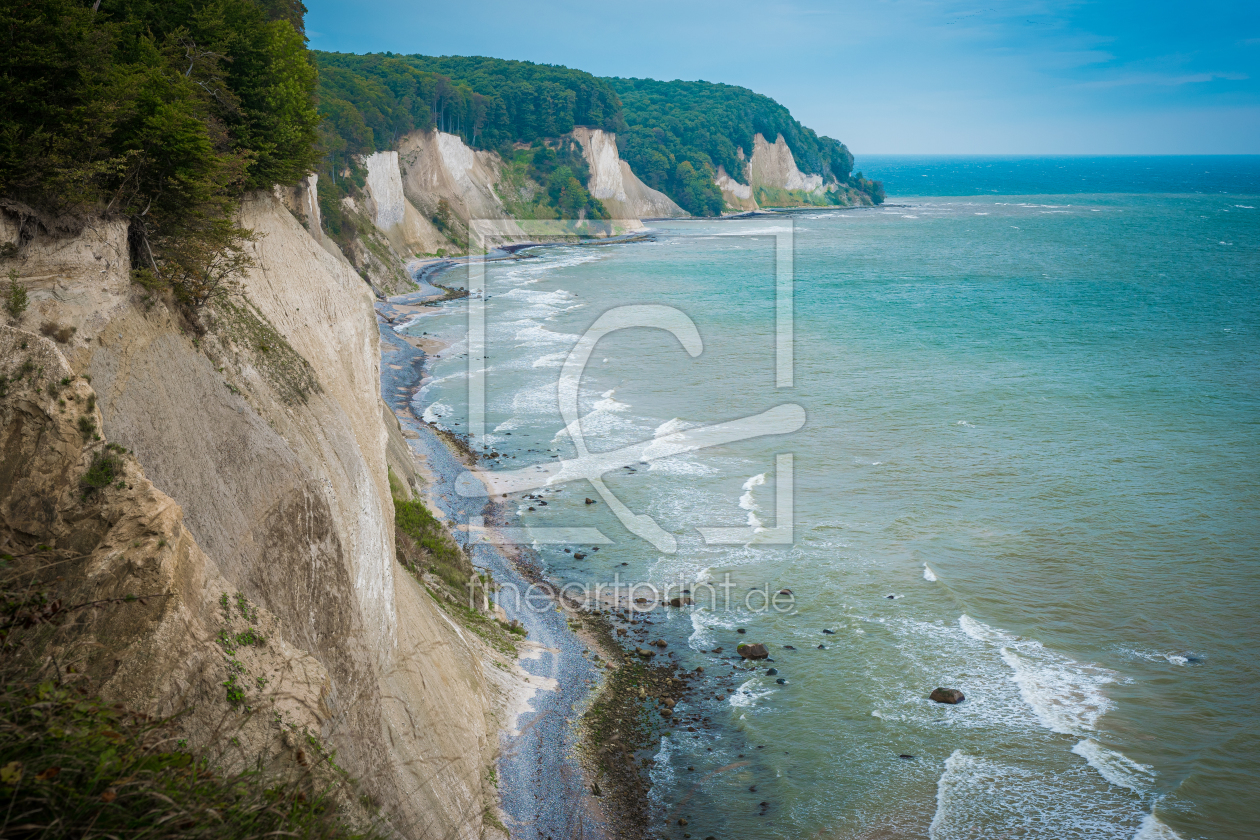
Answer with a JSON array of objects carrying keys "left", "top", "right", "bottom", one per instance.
[
  {"left": 817, "top": 644, "right": 826, "bottom": 649},
  {"left": 775, "top": 678, "right": 787, "bottom": 685},
  {"left": 528, "top": 506, "right": 535, "bottom": 511},
  {"left": 766, "top": 668, "right": 778, "bottom": 675},
  {"left": 749, "top": 785, "right": 757, "bottom": 791},
  {"left": 886, "top": 594, "right": 895, "bottom": 599},
  {"left": 592, "top": 781, "right": 602, "bottom": 796},
  {"left": 822, "top": 629, "right": 835, "bottom": 635},
  {"left": 899, "top": 754, "right": 915, "bottom": 759},
  {"left": 783, "top": 645, "right": 796, "bottom": 650},
  {"left": 574, "top": 552, "right": 586, "bottom": 559},
  {"left": 678, "top": 818, "right": 688, "bottom": 826},
  {"left": 929, "top": 687, "right": 965, "bottom": 704},
  {"left": 737, "top": 643, "right": 769, "bottom": 660},
  {"left": 779, "top": 588, "right": 792, "bottom": 595},
  {"left": 737, "top": 628, "right": 746, "bottom": 634},
  {"left": 585, "top": 497, "right": 596, "bottom": 504}
]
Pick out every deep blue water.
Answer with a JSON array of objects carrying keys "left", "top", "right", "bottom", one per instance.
[{"left": 854, "top": 155, "right": 1260, "bottom": 198}]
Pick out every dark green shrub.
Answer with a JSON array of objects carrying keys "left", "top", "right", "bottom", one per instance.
[{"left": 81, "top": 452, "right": 120, "bottom": 490}]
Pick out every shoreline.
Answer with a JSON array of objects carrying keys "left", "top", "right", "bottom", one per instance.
[
  {"left": 376, "top": 286, "right": 623, "bottom": 838},
  {"left": 375, "top": 242, "right": 703, "bottom": 839}
]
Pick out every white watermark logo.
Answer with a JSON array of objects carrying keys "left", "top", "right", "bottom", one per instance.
[{"left": 454, "top": 218, "right": 802, "bottom": 553}]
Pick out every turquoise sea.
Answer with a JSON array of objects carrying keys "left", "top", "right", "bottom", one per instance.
[{"left": 407, "top": 157, "right": 1259, "bottom": 839}]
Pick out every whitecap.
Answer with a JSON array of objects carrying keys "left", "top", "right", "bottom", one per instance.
[
  {"left": 1132, "top": 813, "right": 1184, "bottom": 840},
  {"left": 1000, "top": 646, "right": 1114, "bottom": 735},
  {"left": 729, "top": 677, "right": 774, "bottom": 708},
  {"left": 653, "top": 418, "right": 690, "bottom": 437},
  {"left": 422, "top": 401, "right": 454, "bottom": 424},
  {"left": 739, "top": 472, "right": 767, "bottom": 529},
  {"left": 930, "top": 750, "right": 1146, "bottom": 840},
  {"left": 924, "top": 564, "right": 938, "bottom": 582},
  {"left": 1072, "top": 739, "right": 1154, "bottom": 793},
  {"left": 531, "top": 351, "right": 567, "bottom": 368}
]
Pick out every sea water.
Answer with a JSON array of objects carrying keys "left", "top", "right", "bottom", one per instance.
[{"left": 405, "top": 157, "right": 1259, "bottom": 839}]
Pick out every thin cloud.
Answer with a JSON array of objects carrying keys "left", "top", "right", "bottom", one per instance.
[{"left": 1075, "top": 71, "right": 1249, "bottom": 89}]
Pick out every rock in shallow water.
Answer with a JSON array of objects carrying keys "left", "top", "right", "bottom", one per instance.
[
  {"left": 737, "top": 642, "right": 769, "bottom": 659},
  {"left": 929, "top": 687, "right": 965, "bottom": 704}
]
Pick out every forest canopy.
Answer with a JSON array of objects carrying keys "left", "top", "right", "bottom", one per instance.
[
  {"left": 312, "top": 52, "right": 623, "bottom": 171},
  {"left": 0, "top": 0, "right": 321, "bottom": 308}
]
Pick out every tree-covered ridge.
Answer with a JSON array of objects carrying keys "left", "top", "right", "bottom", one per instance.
[
  {"left": 0, "top": 0, "right": 320, "bottom": 309},
  {"left": 607, "top": 76, "right": 861, "bottom": 214},
  {"left": 313, "top": 52, "right": 616, "bottom": 224},
  {"left": 312, "top": 52, "right": 622, "bottom": 166}
]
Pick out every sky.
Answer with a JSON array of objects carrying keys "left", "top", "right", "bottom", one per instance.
[{"left": 304, "top": 0, "right": 1260, "bottom": 155}]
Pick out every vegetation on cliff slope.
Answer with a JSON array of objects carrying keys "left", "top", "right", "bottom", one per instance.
[
  {"left": 0, "top": 0, "right": 320, "bottom": 310},
  {"left": 0, "top": 554, "right": 379, "bottom": 840},
  {"left": 608, "top": 76, "right": 873, "bottom": 213}
]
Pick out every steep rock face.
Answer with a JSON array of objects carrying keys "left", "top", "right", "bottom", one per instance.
[
  {"left": 571, "top": 127, "right": 687, "bottom": 221},
  {"left": 714, "top": 165, "right": 758, "bottom": 213},
  {"left": 362, "top": 151, "right": 450, "bottom": 257},
  {"left": 0, "top": 195, "right": 499, "bottom": 839},
  {"left": 0, "top": 326, "right": 330, "bottom": 756},
  {"left": 397, "top": 130, "right": 527, "bottom": 247},
  {"left": 749, "top": 132, "right": 826, "bottom": 193}
]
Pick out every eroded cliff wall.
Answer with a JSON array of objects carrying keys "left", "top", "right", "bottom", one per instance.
[
  {"left": 571, "top": 127, "right": 687, "bottom": 222},
  {"left": 0, "top": 194, "right": 502, "bottom": 839},
  {"left": 397, "top": 130, "right": 527, "bottom": 248}
]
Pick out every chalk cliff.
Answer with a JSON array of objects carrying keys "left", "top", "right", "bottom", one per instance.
[
  {"left": 0, "top": 194, "right": 505, "bottom": 839},
  {"left": 362, "top": 150, "right": 450, "bottom": 257},
  {"left": 714, "top": 164, "right": 758, "bottom": 213},
  {"left": 397, "top": 130, "right": 528, "bottom": 248},
  {"left": 571, "top": 127, "right": 687, "bottom": 222},
  {"left": 749, "top": 132, "right": 826, "bottom": 193},
  {"left": 713, "top": 132, "right": 873, "bottom": 212}
]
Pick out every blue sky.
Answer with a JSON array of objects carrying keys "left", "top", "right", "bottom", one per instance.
[{"left": 305, "top": 1, "right": 1260, "bottom": 154}]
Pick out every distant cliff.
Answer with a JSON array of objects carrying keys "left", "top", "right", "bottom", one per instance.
[{"left": 311, "top": 52, "right": 883, "bottom": 225}]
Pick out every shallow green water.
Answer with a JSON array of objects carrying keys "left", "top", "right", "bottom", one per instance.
[{"left": 411, "top": 189, "right": 1258, "bottom": 839}]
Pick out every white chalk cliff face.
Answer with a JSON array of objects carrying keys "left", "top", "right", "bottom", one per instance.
[
  {"left": 362, "top": 150, "right": 449, "bottom": 256},
  {"left": 571, "top": 127, "right": 686, "bottom": 221},
  {"left": 714, "top": 164, "right": 757, "bottom": 212},
  {"left": 749, "top": 133, "right": 826, "bottom": 193},
  {"left": 397, "top": 130, "right": 527, "bottom": 245}
]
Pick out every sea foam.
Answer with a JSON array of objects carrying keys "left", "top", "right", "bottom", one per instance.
[
  {"left": 1072, "top": 739, "right": 1154, "bottom": 793},
  {"left": 1132, "top": 814, "right": 1185, "bottom": 840}
]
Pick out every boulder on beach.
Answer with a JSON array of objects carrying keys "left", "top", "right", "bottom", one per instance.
[
  {"left": 737, "top": 642, "right": 769, "bottom": 660},
  {"left": 929, "top": 687, "right": 965, "bottom": 704}
]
